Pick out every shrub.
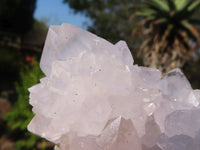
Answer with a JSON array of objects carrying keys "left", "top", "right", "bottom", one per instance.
[{"left": 4, "top": 60, "right": 46, "bottom": 150}]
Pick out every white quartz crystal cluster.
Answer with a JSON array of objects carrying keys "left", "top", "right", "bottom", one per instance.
[{"left": 28, "top": 23, "right": 200, "bottom": 150}]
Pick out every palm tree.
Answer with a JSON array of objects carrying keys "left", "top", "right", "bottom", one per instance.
[{"left": 132, "top": 0, "right": 200, "bottom": 73}]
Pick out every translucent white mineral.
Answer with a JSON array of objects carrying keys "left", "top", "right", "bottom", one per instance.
[{"left": 28, "top": 23, "right": 200, "bottom": 150}]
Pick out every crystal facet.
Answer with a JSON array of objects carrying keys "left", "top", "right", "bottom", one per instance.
[{"left": 28, "top": 23, "right": 200, "bottom": 150}]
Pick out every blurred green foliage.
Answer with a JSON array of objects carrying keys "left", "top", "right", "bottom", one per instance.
[
  {"left": 4, "top": 60, "right": 45, "bottom": 150},
  {"left": 0, "top": 48, "right": 20, "bottom": 82},
  {"left": 0, "top": 0, "right": 49, "bottom": 149},
  {"left": 23, "top": 19, "right": 48, "bottom": 47}
]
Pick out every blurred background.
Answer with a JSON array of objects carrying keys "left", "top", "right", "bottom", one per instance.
[{"left": 0, "top": 0, "right": 200, "bottom": 150}]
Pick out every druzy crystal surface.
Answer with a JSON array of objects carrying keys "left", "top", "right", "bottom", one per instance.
[{"left": 28, "top": 23, "right": 200, "bottom": 150}]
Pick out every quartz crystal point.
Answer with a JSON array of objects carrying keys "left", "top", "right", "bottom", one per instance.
[{"left": 28, "top": 23, "right": 200, "bottom": 150}]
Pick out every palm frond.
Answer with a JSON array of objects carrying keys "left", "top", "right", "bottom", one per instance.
[
  {"left": 148, "top": 0, "right": 170, "bottom": 12},
  {"left": 181, "top": 20, "right": 200, "bottom": 41},
  {"left": 132, "top": 0, "right": 200, "bottom": 73},
  {"left": 152, "top": 18, "right": 167, "bottom": 25},
  {"left": 135, "top": 3, "right": 168, "bottom": 18},
  {"left": 174, "top": 0, "right": 191, "bottom": 11},
  {"left": 135, "top": 11, "right": 156, "bottom": 18},
  {"left": 145, "top": 3, "right": 170, "bottom": 18},
  {"left": 188, "top": 0, "right": 200, "bottom": 11},
  {"left": 173, "top": 1, "right": 197, "bottom": 20}
]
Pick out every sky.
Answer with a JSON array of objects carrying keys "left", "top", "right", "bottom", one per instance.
[{"left": 34, "top": 0, "right": 89, "bottom": 29}]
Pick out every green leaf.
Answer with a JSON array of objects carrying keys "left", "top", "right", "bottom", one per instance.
[
  {"left": 173, "top": 0, "right": 199, "bottom": 21},
  {"left": 148, "top": 0, "right": 170, "bottom": 12},
  {"left": 181, "top": 20, "right": 200, "bottom": 40},
  {"left": 135, "top": 3, "right": 169, "bottom": 19},
  {"left": 174, "top": 0, "right": 190, "bottom": 11},
  {"left": 4, "top": 60, "right": 45, "bottom": 150},
  {"left": 146, "top": 3, "right": 170, "bottom": 18},
  {"left": 188, "top": 0, "right": 200, "bottom": 11},
  {"left": 153, "top": 18, "right": 167, "bottom": 25},
  {"left": 135, "top": 11, "right": 156, "bottom": 17}
]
